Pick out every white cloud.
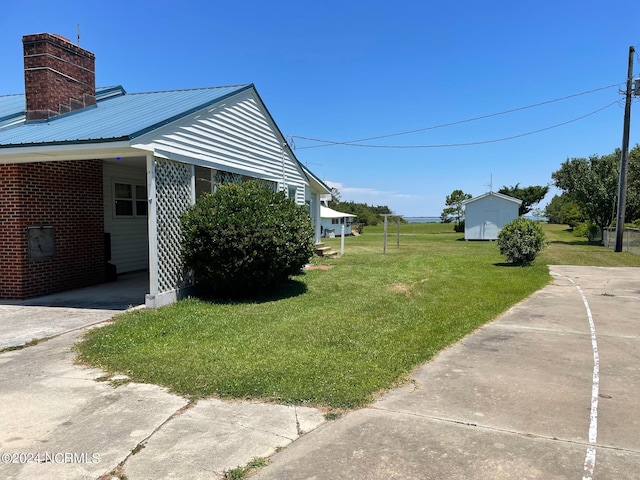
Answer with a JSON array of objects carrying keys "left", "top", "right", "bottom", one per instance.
[
  {"left": 324, "top": 180, "right": 343, "bottom": 190},
  {"left": 341, "top": 187, "right": 387, "bottom": 196}
]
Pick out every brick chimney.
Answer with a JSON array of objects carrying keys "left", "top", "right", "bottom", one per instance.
[{"left": 23, "top": 33, "right": 96, "bottom": 121}]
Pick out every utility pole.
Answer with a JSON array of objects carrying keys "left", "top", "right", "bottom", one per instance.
[{"left": 614, "top": 46, "right": 635, "bottom": 252}]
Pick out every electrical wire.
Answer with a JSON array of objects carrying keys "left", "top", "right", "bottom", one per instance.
[
  {"left": 294, "top": 101, "right": 618, "bottom": 149},
  {"left": 293, "top": 83, "right": 621, "bottom": 149}
]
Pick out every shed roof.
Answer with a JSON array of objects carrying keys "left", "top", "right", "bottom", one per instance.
[
  {"left": 0, "top": 84, "right": 252, "bottom": 148},
  {"left": 462, "top": 191, "right": 522, "bottom": 206}
]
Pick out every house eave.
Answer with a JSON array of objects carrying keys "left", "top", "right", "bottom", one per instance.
[{"left": 0, "top": 140, "right": 138, "bottom": 163}]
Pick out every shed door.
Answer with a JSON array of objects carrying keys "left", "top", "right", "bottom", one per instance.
[{"left": 483, "top": 210, "right": 499, "bottom": 239}]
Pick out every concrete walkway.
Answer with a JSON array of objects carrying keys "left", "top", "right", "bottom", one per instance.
[
  {"left": 0, "top": 266, "right": 638, "bottom": 479},
  {"left": 0, "top": 330, "right": 325, "bottom": 480},
  {"left": 254, "top": 266, "right": 640, "bottom": 479}
]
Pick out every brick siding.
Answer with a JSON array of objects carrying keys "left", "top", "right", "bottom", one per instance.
[
  {"left": 0, "top": 160, "right": 105, "bottom": 299},
  {"left": 23, "top": 33, "right": 96, "bottom": 121}
]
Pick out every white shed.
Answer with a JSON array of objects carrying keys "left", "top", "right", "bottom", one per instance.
[
  {"left": 462, "top": 192, "right": 522, "bottom": 240},
  {"left": 320, "top": 205, "right": 356, "bottom": 237}
]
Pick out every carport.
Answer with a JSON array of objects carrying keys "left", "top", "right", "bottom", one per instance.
[{"left": 0, "top": 271, "right": 147, "bottom": 350}]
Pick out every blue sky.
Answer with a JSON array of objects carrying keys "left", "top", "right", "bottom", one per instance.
[{"left": 1, "top": 0, "right": 639, "bottom": 216}]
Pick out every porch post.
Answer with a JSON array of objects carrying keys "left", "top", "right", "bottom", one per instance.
[
  {"left": 146, "top": 154, "right": 159, "bottom": 302},
  {"left": 312, "top": 192, "right": 321, "bottom": 243}
]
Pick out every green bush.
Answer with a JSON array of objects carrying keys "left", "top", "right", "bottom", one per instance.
[
  {"left": 572, "top": 222, "right": 600, "bottom": 242},
  {"left": 180, "top": 181, "right": 314, "bottom": 298},
  {"left": 497, "top": 217, "right": 546, "bottom": 265},
  {"left": 454, "top": 220, "right": 465, "bottom": 233}
]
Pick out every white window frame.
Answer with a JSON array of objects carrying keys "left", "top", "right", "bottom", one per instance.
[{"left": 113, "top": 180, "right": 148, "bottom": 218}]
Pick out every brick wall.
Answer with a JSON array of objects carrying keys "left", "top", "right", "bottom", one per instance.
[
  {"left": 23, "top": 33, "right": 96, "bottom": 121},
  {"left": 0, "top": 160, "right": 105, "bottom": 299}
]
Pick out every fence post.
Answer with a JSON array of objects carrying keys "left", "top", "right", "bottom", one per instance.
[{"left": 383, "top": 215, "right": 388, "bottom": 254}]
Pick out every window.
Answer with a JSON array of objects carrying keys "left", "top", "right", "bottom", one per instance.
[
  {"left": 136, "top": 185, "right": 148, "bottom": 216},
  {"left": 114, "top": 183, "right": 133, "bottom": 216},
  {"left": 288, "top": 185, "right": 297, "bottom": 201},
  {"left": 114, "top": 182, "right": 147, "bottom": 217}
]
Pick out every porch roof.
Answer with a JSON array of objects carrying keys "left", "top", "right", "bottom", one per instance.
[
  {"left": 0, "top": 84, "right": 252, "bottom": 148},
  {"left": 320, "top": 205, "right": 357, "bottom": 219}
]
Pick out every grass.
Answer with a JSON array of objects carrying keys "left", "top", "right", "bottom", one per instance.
[
  {"left": 539, "top": 223, "right": 640, "bottom": 267},
  {"left": 222, "top": 458, "right": 269, "bottom": 480},
  {"left": 75, "top": 222, "right": 640, "bottom": 409}
]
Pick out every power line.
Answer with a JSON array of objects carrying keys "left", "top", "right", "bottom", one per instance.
[
  {"left": 294, "top": 101, "right": 618, "bottom": 149},
  {"left": 293, "top": 83, "right": 621, "bottom": 149}
]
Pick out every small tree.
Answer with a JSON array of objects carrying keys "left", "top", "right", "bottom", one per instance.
[
  {"left": 497, "top": 217, "right": 546, "bottom": 265},
  {"left": 181, "top": 181, "right": 314, "bottom": 298},
  {"left": 498, "top": 184, "right": 549, "bottom": 216},
  {"left": 442, "top": 189, "right": 472, "bottom": 230}
]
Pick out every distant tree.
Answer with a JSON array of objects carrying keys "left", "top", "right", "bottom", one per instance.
[
  {"left": 328, "top": 188, "right": 396, "bottom": 226},
  {"left": 544, "top": 194, "right": 585, "bottom": 227},
  {"left": 372, "top": 205, "right": 392, "bottom": 215},
  {"left": 329, "top": 187, "right": 341, "bottom": 204},
  {"left": 498, "top": 184, "right": 549, "bottom": 216},
  {"left": 531, "top": 207, "right": 545, "bottom": 221},
  {"left": 625, "top": 145, "right": 640, "bottom": 222},
  {"left": 551, "top": 152, "right": 619, "bottom": 233},
  {"left": 441, "top": 189, "right": 472, "bottom": 228}
]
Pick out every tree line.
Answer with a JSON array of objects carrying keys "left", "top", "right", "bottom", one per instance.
[
  {"left": 328, "top": 189, "right": 400, "bottom": 226},
  {"left": 546, "top": 144, "right": 640, "bottom": 231}
]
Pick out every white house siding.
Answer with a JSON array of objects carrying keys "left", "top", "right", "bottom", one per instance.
[
  {"left": 321, "top": 218, "right": 352, "bottom": 236},
  {"left": 132, "top": 88, "right": 310, "bottom": 208},
  {"left": 103, "top": 161, "right": 149, "bottom": 273}
]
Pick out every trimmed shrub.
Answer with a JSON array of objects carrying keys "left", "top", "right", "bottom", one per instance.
[
  {"left": 572, "top": 222, "right": 600, "bottom": 243},
  {"left": 181, "top": 181, "right": 314, "bottom": 298},
  {"left": 497, "top": 217, "right": 546, "bottom": 265},
  {"left": 454, "top": 220, "right": 465, "bottom": 233}
]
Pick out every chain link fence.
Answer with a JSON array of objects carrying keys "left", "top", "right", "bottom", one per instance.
[{"left": 602, "top": 228, "right": 640, "bottom": 256}]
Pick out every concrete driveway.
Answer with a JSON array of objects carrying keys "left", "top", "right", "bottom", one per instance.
[
  {"left": 255, "top": 266, "right": 640, "bottom": 480},
  {"left": 0, "top": 265, "right": 638, "bottom": 479}
]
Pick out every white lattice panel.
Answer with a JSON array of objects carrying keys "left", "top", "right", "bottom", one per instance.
[
  {"left": 155, "top": 158, "right": 194, "bottom": 293},
  {"left": 213, "top": 170, "right": 242, "bottom": 188}
]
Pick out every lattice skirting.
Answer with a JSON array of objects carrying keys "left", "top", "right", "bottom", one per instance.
[{"left": 154, "top": 158, "right": 194, "bottom": 293}]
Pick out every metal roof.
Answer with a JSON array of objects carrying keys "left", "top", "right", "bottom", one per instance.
[
  {"left": 462, "top": 191, "right": 523, "bottom": 205},
  {"left": 321, "top": 205, "right": 357, "bottom": 219},
  {"left": 0, "top": 84, "right": 252, "bottom": 148},
  {"left": 0, "top": 95, "right": 25, "bottom": 129}
]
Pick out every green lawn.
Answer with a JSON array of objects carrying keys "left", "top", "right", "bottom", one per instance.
[{"left": 75, "top": 222, "right": 640, "bottom": 410}]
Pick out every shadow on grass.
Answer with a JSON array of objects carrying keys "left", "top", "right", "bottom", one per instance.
[
  {"left": 549, "top": 240, "right": 599, "bottom": 246},
  {"left": 193, "top": 278, "right": 308, "bottom": 305}
]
